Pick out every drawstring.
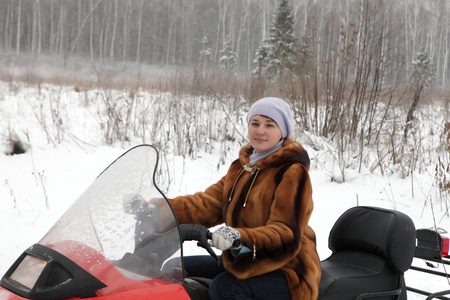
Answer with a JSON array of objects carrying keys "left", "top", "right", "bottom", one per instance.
[
  {"left": 243, "top": 168, "right": 260, "bottom": 207},
  {"left": 229, "top": 165, "right": 260, "bottom": 207},
  {"left": 229, "top": 168, "right": 245, "bottom": 202}
]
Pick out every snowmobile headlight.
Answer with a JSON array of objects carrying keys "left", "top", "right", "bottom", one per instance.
[{"left": 9, "top": 255, "right": 47, "bottom": 289}]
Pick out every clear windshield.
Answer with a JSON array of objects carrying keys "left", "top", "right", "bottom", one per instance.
[{"left": 37, "top": 145, "right": 183, "bottom": 285}]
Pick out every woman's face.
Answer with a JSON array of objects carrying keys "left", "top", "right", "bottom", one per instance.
[{"left": 248, "top": 115, "right": 283, "bottom": 153}]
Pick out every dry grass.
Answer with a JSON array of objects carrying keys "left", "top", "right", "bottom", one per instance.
[{"left": 1, "top": 57, "right": 449, "bottom": 182}]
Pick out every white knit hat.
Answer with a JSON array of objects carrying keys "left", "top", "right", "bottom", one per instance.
[{"left": 246, "top": 97, "right": 294, "bottom": 138}]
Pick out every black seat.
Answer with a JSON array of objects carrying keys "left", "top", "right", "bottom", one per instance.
[{"left": 318, "top": 206, "right": 416, "bottom": 300}]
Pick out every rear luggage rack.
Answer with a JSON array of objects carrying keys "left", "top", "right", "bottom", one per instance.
[{"left": 407, "top": 228, "right": 450, "bottom": 300}]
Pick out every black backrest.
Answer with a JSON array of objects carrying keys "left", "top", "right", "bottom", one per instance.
[{"left": 329, "top": 206, "right": 416, "bottom": 274}]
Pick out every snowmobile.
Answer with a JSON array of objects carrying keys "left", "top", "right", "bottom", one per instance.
[{"left": 0, "top": 145, "right": 448, "bottom": 300}]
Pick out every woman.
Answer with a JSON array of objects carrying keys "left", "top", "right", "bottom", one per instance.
[{"left": 169, "top": 97, "right": 321, "bottom": 299}]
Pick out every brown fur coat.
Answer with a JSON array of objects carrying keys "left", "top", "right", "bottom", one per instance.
[{"left": 169, "top": 139, "right": 321, "bottom": 299}]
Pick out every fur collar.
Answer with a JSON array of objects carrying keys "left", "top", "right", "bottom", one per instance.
[{"left": 238, "top": 138, "right": 310, "bottom": 171}]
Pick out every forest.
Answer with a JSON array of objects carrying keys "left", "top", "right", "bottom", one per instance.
[{"left": 1, "top": 0, "right": 449, "bottom": 86}]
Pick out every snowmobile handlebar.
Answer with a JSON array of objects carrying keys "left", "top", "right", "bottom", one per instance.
[{"left": 178, "top": 224, "right": 218, "bottom": 261}]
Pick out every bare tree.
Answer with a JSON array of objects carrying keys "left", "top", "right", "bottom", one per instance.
[
  {"left": 135, "top": 0, "right": 144, "bottom": 64},
  {"left": 109, "top": 0, "right": 119, "bottom": 61},
  {"left": 31, "top": 0, "right": 42, "bottom": 58},
  {"left": 121, "top": 0, "right": 130, "bottom": 63},
  {"left": 15, "top": 0, "right": 22, "bottom": 61}
]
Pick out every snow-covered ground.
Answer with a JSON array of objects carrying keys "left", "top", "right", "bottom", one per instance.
[{"left": 1, "top": 82, "right": 450, "bottom": 298}]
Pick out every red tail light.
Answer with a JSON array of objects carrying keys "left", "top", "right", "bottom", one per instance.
[{"left": 442, "top": 235, "right": 449, "bottom": 257}]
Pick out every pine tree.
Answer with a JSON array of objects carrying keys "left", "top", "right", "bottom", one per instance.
[
  {"left": 219, "top": 38, "right": 238, "bottom": 72},
  {"left": 411, "top": 51, "right": 433, "bottom": 88},
  {"left": 253, "top": 44, "right": 270, "bottom": 78},
  {"left": 199, "top": 36, "right": 212, "bottom": 72},
  {"left": 253, "top": 0, "right": 298, "bottom": 81}
]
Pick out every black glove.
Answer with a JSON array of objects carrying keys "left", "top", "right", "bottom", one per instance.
[
  {"left": 132, "top": 200, "right": 160, "bottom": 246},
  {"left": 179, "top": 223, "right": 208, "bottom": 242},
  {"left": 178, "top": 224, "right": 218, "bottom": 261},
  {"left": 123, "top": 194, "right": 145, "bottom": 214}
]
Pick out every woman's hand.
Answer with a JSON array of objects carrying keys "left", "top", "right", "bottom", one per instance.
[
  {"left": 210, "top": 226, "right": 241, "bottom": 250},
  {"left": 122, "top": 194, "right": 145, "bottom": 214}
]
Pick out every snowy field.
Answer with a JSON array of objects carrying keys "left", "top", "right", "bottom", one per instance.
[{"left": 1, "top": 82, "right": 450, "bottom": 298}]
